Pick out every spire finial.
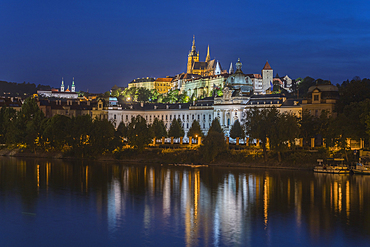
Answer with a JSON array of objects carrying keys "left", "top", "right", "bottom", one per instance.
[{"left": 206, "top": 45, "right": 210, "bottom": 63}]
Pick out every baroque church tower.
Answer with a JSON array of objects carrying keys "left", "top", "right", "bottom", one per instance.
[{"left": 187, "top": 36, "right": 199, "bottom": 74}]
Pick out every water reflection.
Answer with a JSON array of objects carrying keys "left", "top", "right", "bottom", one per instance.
[{"left": 1, "top": 157, "right": 370, "bottom": 246}]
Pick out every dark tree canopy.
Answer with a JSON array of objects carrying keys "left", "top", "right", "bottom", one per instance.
[
  {"left": 229, "top": 119, "right": 245, "bottom": 139},
  {"left": 127, "top": 115, "right": 153, "bottom": 151},
  {"left": 208, "top": 118, "right": 223, "bottom": 135},
  {"left": 151, "top": 118, "right": 167, "bottom": 138},
  {"left": 168, "top": 118, "right": 185, "bottom": 139},
  {"left": 188, "top": 120, "right": 204, "bottom": 138},
  {"left": 199, "top": 131, "right": 227, "bottom": 163}
]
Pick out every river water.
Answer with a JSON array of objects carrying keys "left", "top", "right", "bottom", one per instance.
[{"left": 0, "top": 157, "right": 369, "bottom": 246}]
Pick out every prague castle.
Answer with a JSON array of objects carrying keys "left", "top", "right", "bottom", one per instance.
[{"left": 187, "top": 36, "right": 221, "bottom": 76}]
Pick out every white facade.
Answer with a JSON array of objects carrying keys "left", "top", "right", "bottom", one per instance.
[
  {"left": 37, "top": 90, "right": 78, "bottom": 99},
  {"left": 108, "top": 103, "right": 214, "bottom": 139}
]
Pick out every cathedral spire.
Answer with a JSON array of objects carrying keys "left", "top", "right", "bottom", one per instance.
[
  {"left": 205, "top": 45, "right": 210, "bottom": 63},
  {"left": 215, "top": 60, "right": 221, "bottom": 75},
  {"left": 192, "top": 35, "right": 196, "bottom": 52},
  {"left": 229, "top": 62, "right": 234, "bottom": 74}
]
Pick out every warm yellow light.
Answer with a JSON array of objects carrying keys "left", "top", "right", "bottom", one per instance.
[{"left": 127, "top": 97, "right": 131, "bottom": 101}]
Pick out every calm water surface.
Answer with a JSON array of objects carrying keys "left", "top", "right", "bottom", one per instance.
[{"left": 0, "top": 157, "right": 369, "bottom": 246}]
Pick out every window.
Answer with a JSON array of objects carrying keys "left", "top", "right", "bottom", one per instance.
[
  {"left": 197, "top": 115, "right": 200, "bottom": 120},
  {"left": 114, "top": 114, "right": 116, "bottom": 120},
  {"left": 192, "top": 114, "right": 194, "bottom": 120},
  {"left": 187, "top": 115, "right": 189, "bottom": 121},
  {"left": 182, "top": 115, "right": 185, "bottom": 120},
  {"left": 203, "top": 123, "right": 205, "bottom": 129},
  {"left": 166, "top": 115, "right": 168, "bottom": 120},
  {"left": 187, "top": 123, "right": 189, "bottom": 128},
  {"left": 209, "top": 114, "right": 211, "bottom": 120},
  {"left": 203, "top": 114, "right": 205, "bottom": 120},
  {"left": 170, "top": 115, "right": 172, "bottom": 120},
  {"left": 162, "top": 115, "right": 164, "bottom": 120},
  {"left": 314, "top": 95, "right": 319, "bottom": 101}
]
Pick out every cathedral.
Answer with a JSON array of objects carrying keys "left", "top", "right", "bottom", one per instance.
[{"left": 187, "top": 36, "right": 221, "bottom": 76}]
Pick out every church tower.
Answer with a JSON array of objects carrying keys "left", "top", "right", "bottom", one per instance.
[
  {"left": 262, "top": 61, "right": 273, "bottom": 92},
  {"left": 187, "top": 36, "right": 199, "bottom": 74},
  {"left": 205, "top": 45, "right": 210, "bottom": 63},
  {"left": 71, "top": 77, "right": 76, "bottom": 92},
  {"left": 61, "top": 77, "right": 65, "bottom": 92}
]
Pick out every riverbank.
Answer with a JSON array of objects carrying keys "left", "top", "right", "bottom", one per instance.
[{"left": 0, "top": 146, "right": 324, "bottom": 170}]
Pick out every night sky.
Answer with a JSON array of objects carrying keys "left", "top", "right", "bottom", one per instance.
[{"left": 1, "top": 0, "right": 369, "bottom": 93}]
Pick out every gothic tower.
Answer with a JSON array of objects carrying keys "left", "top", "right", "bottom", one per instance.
[
  {"left": 262, "top": 61, "right": 273, "bottom": 92},
  {"left": 187, "top": 36, "right": 199, "bottom": 74}
]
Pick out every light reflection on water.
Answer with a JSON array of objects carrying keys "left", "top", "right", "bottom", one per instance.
[{"left": 1, "top": 157, "right": 370, "bottom": 246}]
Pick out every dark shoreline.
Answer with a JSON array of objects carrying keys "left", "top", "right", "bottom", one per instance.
[{"left": 0, "top": 147, "right": 317, "bottom": 171}]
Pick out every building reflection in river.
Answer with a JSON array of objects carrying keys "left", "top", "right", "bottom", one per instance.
[{"left": 1, "top": 158, "right": 370, "bottom": 246}]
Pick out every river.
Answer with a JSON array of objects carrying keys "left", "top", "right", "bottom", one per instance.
[{"left": 0, "top": 157, "right": 369, "bottom": 246}]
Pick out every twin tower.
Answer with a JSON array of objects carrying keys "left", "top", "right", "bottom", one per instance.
[{"left": 60, "top": 77, "right": 76, "bottom": 92}]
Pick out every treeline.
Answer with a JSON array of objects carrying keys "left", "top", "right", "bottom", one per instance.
[
  {"left": 0, "top": 97, "right": 215, "bottom": 159},
  {"left": 0, "top": 81, "right": 51, "bottom": 96}
]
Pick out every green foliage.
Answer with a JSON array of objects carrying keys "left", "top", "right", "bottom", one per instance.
[
  {"left": 127, "top": 115, "right": 154, "bottom": 152},
  {"left": 297, "top": 77, "right": 331, "bottom": 97},
  {"left": 188, "top": 120, "right": 204, "bottom": 138},
  {"left": 151, "top": 118, "right": 167, "bottom": 138},
  {"left": 299, "top": 109, "right": 317, "bottom": 141},
  {"left": 199, "top": 131, "right": 227, "bottom": 163},
  {"left": 89, "top": 119, "right": 115, "bottom": 154},
  {"left": 137, "top": 87, "right": 152, "bottom": 102},
  {"left": 229, "top": 119, "right": 245, "bottom": 139},
  {"left": 12, "top": 97, "right": 45, "bottom": 147},
  {"left": 66, "top": 115, "right": 93, "bottom": 157},
  {"left": 43, "top": 114, "right": 71, "bottom": 150},
  {"left": 0, "top": 80, "right": 50, "bottom": 96},
  {"left": 244, "top": 107, "right": 299, "bottom": 162},
  {"left": 208, "top": 118, "right": 223, "bottom": 134},
  {"left": 336, "top": 78, "right": 370, "bottom": 114},
  {"left": 168, "top": 118, "right": 185, "bottom": 139},
  {"left": 0, "top": 106, "right": 17, "bottom": 144},
  {"left": 111, "top": 122, "right": 127, "bottom": 149}
]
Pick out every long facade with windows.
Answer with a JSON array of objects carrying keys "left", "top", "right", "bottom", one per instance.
[{"left": 107, "top": 86, "right": 314, "bottom": 141}]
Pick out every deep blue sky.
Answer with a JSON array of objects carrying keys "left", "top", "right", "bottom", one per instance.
[{"left": 1, "top": 0, "right": 369, "bottom": 93}]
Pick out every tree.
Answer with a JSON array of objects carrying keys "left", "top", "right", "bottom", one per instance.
[
  {"left": 66, "top": 115, "right": 93, "bottom": 157},
  {"left": 229, "top": 119, "right": 245, "bottom": 139},
  {"left": 137, "top": 87, "right": 151, "bottom": 102},
  {"left": 127, "top": 115, "right": 153, "bottom": 152},
  {"left": 199, "top": 131, "right": 227, "bottom": 163},
  {"left": 43, "top": 114, "right": 71, "bottom": 150},
  {"left": 269, "top": 111, "right": 299, "bottom": 162},
  {"left": 151, "top": 118, "right": 167, "bottom": 139},
  {"left": 168, "top": 118, "right": 185, "bottom": 141},
  {"left": 326, "top": 113, "right": 352, "bottom": 161},
  {"left": 244, "top": 107, "right": 270, "bottom": 161},
  {"left": 0, "top": 106, "right": 17, "bottom": 144},
  {"left": 89, "top": 119, "right": 115, "bottom": 155},
  {"left": 208, "top": 118, "right": 223, "bottom": 134},
  {"left": 111, "top": 122, "right": 127, "bottom": 150},
  {"left": 188, "top": 120, "right": 204, "bottom": 139},
  {"left": 299, "top": 109, "right": 317, "bottom": 147}
]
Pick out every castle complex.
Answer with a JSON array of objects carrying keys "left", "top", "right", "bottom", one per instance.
[{"left": 34, "top": 37, "right": 338, "bottom": 142}]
